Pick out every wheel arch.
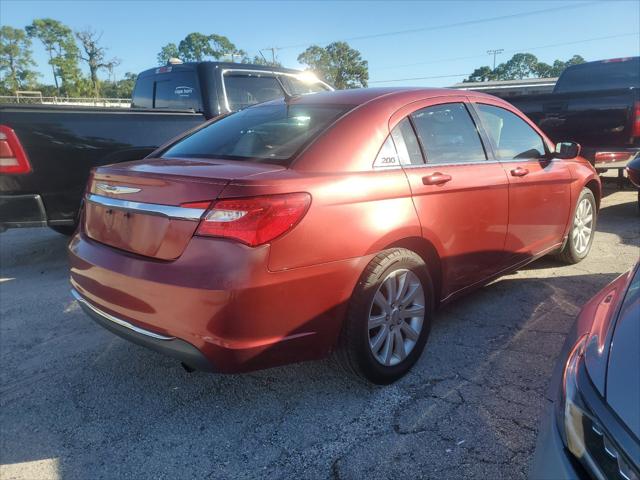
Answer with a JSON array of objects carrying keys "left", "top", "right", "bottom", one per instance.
[
  {"left": 584, "top": 178, "right": 601, "bottom": 211},
  {"left": 382, "top": 236, "right": 443, "bottom": 305}
]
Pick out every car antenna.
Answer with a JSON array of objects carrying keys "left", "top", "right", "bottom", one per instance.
[{"left": 259, "top": 50, "right": 295, "bottom": 104}]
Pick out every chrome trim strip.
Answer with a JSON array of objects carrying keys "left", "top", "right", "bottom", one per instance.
[
  {"left": 86, "top": 193, "right": 205, "bottom": 222},
  {"left": 71, "top": 288, "right": 175, "bottom": 341},
  {"left": 220, "top": 68, "right": 334, "bottom": 113}
]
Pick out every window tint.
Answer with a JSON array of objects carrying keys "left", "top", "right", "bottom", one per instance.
[
  {"left": 476, "top": 104, "right": 546, "bottom": 160},
  {"left": 391, "top": 118, "right": 424, "bottom": 165},
  {"left": 224, "top": 74, "right": 284, "bottom": 111},
  {"left": 162, "top": 103, "right": 349, "bottom": 165},
  {"left": 154, "top": 72, "right": 201, "bottom": 110},
  {"left": 410, "top": 103, "right": 486, "bottom": 164},
  {"left": 131, "top": 76, "right": 153, "bottom": 109}
]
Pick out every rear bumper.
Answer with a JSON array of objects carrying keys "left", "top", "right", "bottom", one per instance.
[
  {"left": 68, "top": 231, "right": 369, "bottom": 373},
  {"left": 0, "top": 194, "right": 47, "bottom": 229},
  {"left": 71, "top": 288, "right": 214, "bottom": 371},
  {"left": 589, "top": 148, "right": 640, "bottom": 170}
]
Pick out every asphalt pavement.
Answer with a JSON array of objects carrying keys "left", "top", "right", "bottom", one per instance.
[{"left": 1, "top": 187, "right": 638, "bottom": 480}]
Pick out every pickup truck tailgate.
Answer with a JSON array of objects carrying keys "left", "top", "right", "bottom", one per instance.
[{"left": 84, "top": 158, "right": 284, "bottom": 260}]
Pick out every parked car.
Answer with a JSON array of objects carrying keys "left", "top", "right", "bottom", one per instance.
[
  {"left": 68, "top": 88, "right": 601, "bottom": 384},
  {"left": 627, "top": 154, "right": 640, "bottom": 209},
  {"left": 530, "top": 262, "right": 639, "bottom": 479},
  {"left": 509, "top": 57, "right": 640, "bottom": 176},
  {"left": 0, "top": 61, "right": 331, "bottom": 234}
]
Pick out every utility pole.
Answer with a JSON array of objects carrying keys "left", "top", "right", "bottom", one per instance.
[
  {"left": 260, "top": 47, "right": 278, "bottom": 65},
  {"left": 487, "top": 49, "right": 504, "bottom": 70}
]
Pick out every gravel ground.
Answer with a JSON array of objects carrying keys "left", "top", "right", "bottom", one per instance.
[{"left": 1, "top": 186, "right": 638, "bottom": 480}]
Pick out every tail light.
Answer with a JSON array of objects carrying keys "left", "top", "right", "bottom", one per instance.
[
  {"left": 183, "top": 192, "right": 311, "bottom": 247},
  {"left": 632, "top": 101, "right": 640, "bottom": 139},
  {"left": 0, "top": 125, "right": 31, "bottom": 174}
]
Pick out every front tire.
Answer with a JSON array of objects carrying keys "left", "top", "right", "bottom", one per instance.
[
  {"left": 554, "top": 188, "right": 597, "bottom": 264},
  {"left": 336, "top": 248, "right": 434, "bottom": 384}
]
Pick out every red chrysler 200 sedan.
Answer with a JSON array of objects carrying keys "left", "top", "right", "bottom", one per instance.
[{"left": 69, "top": 88, "right": 601, "bottom": 384}]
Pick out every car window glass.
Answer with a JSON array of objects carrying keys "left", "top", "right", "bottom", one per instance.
[
  {"left": 224, "top": 73, "right": 284, "bottom": 110},
  {"left": 476, "top": 104, "right": 546, "bottom": 160},
  {"left": 391, "top": 118, "right": 424, "bottom": 165},
  {"left": 131, "top": 76, "right": 153, "bottom": 108},
  {"left": 154, "top": 72, "right": 202, "bottom": 111},
  {"left": 282, "top": 76, "right": 331, "bottom": 95},
  {"left": 373, "top": 136, "right": 400, "bottom": 168},
  {"left": 163, "top": 103, "right": 349, "bottom": 165},
  {"left": 410, "top": 103, "right": 486, "bottom": 164}
]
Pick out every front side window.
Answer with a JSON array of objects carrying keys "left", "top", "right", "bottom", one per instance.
[
  {"left": 410, "top": 103, "right": 486, "bottom": 164},
  {"left": 162, "top": 103, "right": 348, "bottom": 165},
  {"left": 476, "top": 104, "right": 546, "bottom": 160}
]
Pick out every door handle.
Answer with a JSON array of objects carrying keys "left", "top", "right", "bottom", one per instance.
[
  {"left": 510, "top": 167, "right": 530, "bottom": 177},
  {"left": 422, "top": 172, "right": 452, "bottom": 185}
]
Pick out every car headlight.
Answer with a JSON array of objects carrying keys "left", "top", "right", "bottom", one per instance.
[{"left": 558, "top": 335, "right": 639, "bottom": 480}]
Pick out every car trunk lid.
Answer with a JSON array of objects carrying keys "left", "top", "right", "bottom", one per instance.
[{"left": 84, "top": 157, "right": 284, "bottom": 260}]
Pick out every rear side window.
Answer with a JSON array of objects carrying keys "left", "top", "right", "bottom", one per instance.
[
  {"left": 131, "top": 71, "right": 201, "bottom": 111},
  {"left": 373, "top": 119, "right": 424, "bottom": 168},
  {"left": 554, "top": 58, "right": 640, "bottom": 93},
  {"left": 476, "top": 104, "right": 546, "bottom": 160},
  {"left": 131, "top": 76, "right": 153, "bottom": 108},
  {"left": 391, "top": 118, "right": 424, "bottom": 165},
  {"left": 224, "top": 73, "right": 284, "bottom": 110},
  {"left": 410, "top": 103, "right": 486, "bottom": 164},
  {"left": 162, "top": 103, "right": 349, "bottom": 165},
  {"left": 154, "top": 72, "right": 201, "bottom": 110}
]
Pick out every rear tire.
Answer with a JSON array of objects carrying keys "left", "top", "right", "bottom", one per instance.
[
  {"left": 554, "top": 188, "right": 597, "bottom": 264},
  {"left": 336, "top": 248, "right": 434, "bottom": 384}
]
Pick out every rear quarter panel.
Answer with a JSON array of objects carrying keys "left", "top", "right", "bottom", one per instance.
[{"left": 220, "top": 168, "right": 420, "bottom": 271}]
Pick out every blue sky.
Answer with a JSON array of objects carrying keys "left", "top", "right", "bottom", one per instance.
[{"left": 1, "top": 0, "right": 639, "bottom": 87}]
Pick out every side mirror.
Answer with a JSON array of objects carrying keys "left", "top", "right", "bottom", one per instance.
[{"left": 554, "top": 141, "right": 581, "bottom": 160}]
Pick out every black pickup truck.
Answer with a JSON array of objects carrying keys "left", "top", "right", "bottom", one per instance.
[
  {"left": 509, "top": 57, "right": 640, "bottom": 172},
  {"left": 0, "top": 61, "right": 331, "bottom": 233}
]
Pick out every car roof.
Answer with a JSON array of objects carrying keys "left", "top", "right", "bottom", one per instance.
[{"left": 273, "top": 87, "right": 499, "bottom": 107}]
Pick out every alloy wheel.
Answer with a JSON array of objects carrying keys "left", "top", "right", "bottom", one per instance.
[
  {"left": 572, "top": 198, "right": 594, "bottom": 254},
  {"left": 368, "top": 269, "right": 425, "bottom": 366}
]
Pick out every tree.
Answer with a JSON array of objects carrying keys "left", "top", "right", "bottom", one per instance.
[
  {"left": 297, "top": 41, "right": 368, "bottom": 89},
  {"left": 0, "top": 26, "right": 38, "bottom": 93},
  {"left": 495, "top": 53, "right": 539, "bottom": 80},
  {"left": 465, "top": 66, "right": 495, "bottom": 82},
  {"left": 157, "top": 33, "right": 238, "bottom": 64},
  {"left": 101, "top": 71, "right": 137, "bottom": 98},
  {"left": 75, "top": 28, "right": 120, "bottom": 96},
  {"left": 464, "top": 53, "right": 587, "bottom": 82},
  {"left": 26, "top": 18, "right": 80, "bottom": 94},
  {"left": 157, "top": 43, "right": 179, "bottom": 65}
]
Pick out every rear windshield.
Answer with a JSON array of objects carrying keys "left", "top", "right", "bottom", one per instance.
[
  {"left": 162, "top": 103, "right": 348, "bottom": 165},
  {"left": 554, "top": 58, "right": 640, "bottom": 93},
  {"left": 223, "top": 72, "right": 331, "bottom": 110}
]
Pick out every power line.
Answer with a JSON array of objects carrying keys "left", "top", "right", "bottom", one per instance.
[
  {"left": 370, "top": 73, "right": 472, "bottom": 84},
  {"left": 371, "top": 32, "right": 640, "bottom": 71},
  {"left": 275, "top": 1, "right": 599, "bottom": 50}
]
